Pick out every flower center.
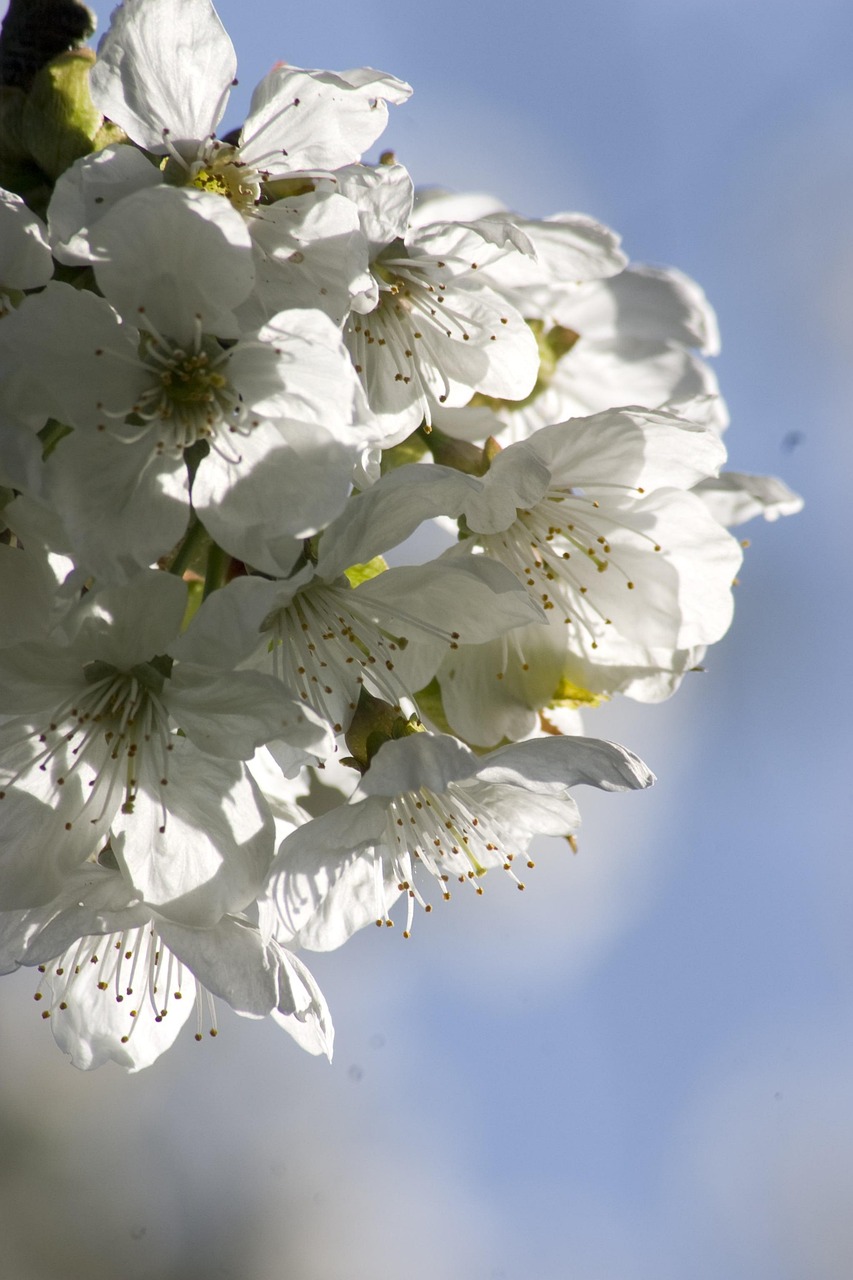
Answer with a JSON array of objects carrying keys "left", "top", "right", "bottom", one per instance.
[
  {"left": 189, "top": 143, "right": 262, "bottom": 214},
  {"left": 34, "top": 923, "right": 219, "bottom": 1049},
  {"left": 263, "top": 584, "right": 411, "bottom": 735},
  {"left": 0, "top": 657, "right": 174, "bottom": 828},
  {"left": 162, "top": 141, "right": 262, "bottom": 215},
  {"left": 132, "top": 331, "right": 245, "bottom": 453},
  {"left": 378, "top": 784, "right": 529, "bottom": 936},
  {"left": 478, "top": 485, "right": 659, "bottom": 651}
]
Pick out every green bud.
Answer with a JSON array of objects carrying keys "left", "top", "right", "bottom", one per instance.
[
  {"left": 0, "top": 85, "right": 49, "bottom": 204},
  {"left": 22, "top": 47, "right": 102, "bottom": 179},
  {"left": 0, "top": 86, "right": 28, "bottom": 161},
  {"left": 0, "top": 0, "right": 96, "bottom": 91}
]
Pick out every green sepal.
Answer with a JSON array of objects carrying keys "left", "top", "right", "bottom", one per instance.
[
  {"left": 181, "top": 577, "right": 205, "bottom": 633},
  {"left": 416, "top": 676, "right": 509, "bottom": 755},
  {"left": 202, "top": 539, "right": 230, "bottom": 599},
  {"left": 38, "top": 418, "right": 73, "bottom": 458},
  {"left": 344, "top": 556, "right": 388, "bottom": 588},
  {"left": 91, "top": 119, "right": 127, "bottom": 150},
  {"left": 96, "top": 841, "right": 120, "bottom": 870},
  {"left": 412, "top": 676, "right": 454, "bottom": 737},
  {"left": 164, "top": 514, "right": 210, "bottom": 580},
  {"left": 549, "top": 676, "right": 607, "bottom": 709},
  {"left": 380, "top": 430, "right": 429, "bottom": 473},
  {"left": 145, "top": 653, "right": 175, "bottom": 682},
  {"left": 344, "top": 688, "right": 423, "bottom": 772},
  {"left": 50, "top": 261, "right": 96, "bottom": 289},
  {"left": 259, "top": 174, "right": 317, "bottom": 203},
  {"left": 421, "top": 424, "right": 499, "bottom": 476},
  {"left": 0, "top": 486, "right": 16, "bottom": 523},
  {"left": 82, "top": 658, "right": 117, "bottom": 686},
  {"left": 469, "top": 321, "right": 581, "bottom": 415},
  {"left": 82, "top": 654, "right": 174, "bottom": 696}
]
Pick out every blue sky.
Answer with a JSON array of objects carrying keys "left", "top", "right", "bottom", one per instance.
[{"left": 0, "top": 2, "right": 850, "bottom": 1277}]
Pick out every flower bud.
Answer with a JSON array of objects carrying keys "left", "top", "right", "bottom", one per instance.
[{"left": 22, "top": 47, "right": 102, "bottom": 178}]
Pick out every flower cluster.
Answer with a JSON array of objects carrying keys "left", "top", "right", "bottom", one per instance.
[{"left": 0, "top": 0, "right": 801, "bottom": 1071}]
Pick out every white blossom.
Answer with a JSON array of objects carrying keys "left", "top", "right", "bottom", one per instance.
[
  {"left": 3, "top": 187, "right": 368, "bottom": 579},
  {"left": 0, "top": 856, "right": 332, "bottom": 1070},
  {"left": 0, "top": 572, "right": 325, "bottom": 922},
  {"left": 0, "top": 0, "right": 800, "bottom": 1074},
  {"left": 265, "top": 730, "right": 654, "bottom": 939},
  {"left": 340, "top": 164, "right": 540, "bottom": 439},
  {"left": 430, "top": 406, "right": 744, "bottom": 744},
  {"left": 87, "top": 0, "right": 410, "bottom": 208}
]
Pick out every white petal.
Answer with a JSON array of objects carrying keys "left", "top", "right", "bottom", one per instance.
[
  {"left": 9, "top": 864, "right": 147, "bottom": 970},
  {"left": 113, "top": 741, "right": 273, "bottom": 925},
  {"left": 40, "top": 933, "right": 195, "bottom": 1071},
  {"left": 91, "top": 186, "right": 254, "bottom": 343},
  {"left": 316, "top": 462, "right": 481, "bottom": 581},
  {"left": 0, "top": 188, "right": 52, "bottom": 288},
  {"left": 171, "top": 574, "right": 293, "bottom": 669},
  {"left": 48, "top": 143, "right": 163, "bottom": 265},
  {"left": 474, "top": 734, "right": 655, "bottom": 794},
  {"left": 693, "top": 471, "right": 805, "bottom": 525},
  {"left": 90, "top": 0, "right": 236, "bottom": 151},
  {"left": 0, "top": 282, "right": 149, "bottom": 428},
  {"left": 240, "top": 65, "right": 411, "bottom": 175},
  {"left": 230, "top": 308, "right": 362, "bottom": 432},
  {"left": 564, "top": 264, "right": 720, "bottom": 354},
  {"left": 499, "top": 341, "right": 727, "bottom": 445},
  {"left": 459, "top": 444, "right": 552, "bottom": 534},
  {"left": 524, "top": 407, "right": 728, "bottom": 494},
  {"left": 265, "top": 845, "right": 394, "bottom": 952},
  {"left": 263, "top": 797, "right": 403, "bottom": 945},
  {"left": 168, "top": 664, "right": 328, "bottom": 759},
  {"left": 0, "top": 733, "right": 111, "bottom": 907},
  {"left": 355, "top": 556, "right": 545, "bottom": 646},
  {"left": 74, "top": 571, "right": 188, "bottom": 668},
  {"left": 192, "top": 420, "right": 354, "bottom": 572},
  {"left": 335, "top": 161, "right": 413, "bottom": 255},
  {"left": 159, "top": 914, "right": 278, "bottom": 1016},
  {"left": 0, "top": 545, "right": 58, "bottom": 647},
  {"left": 42, "top": 428, "right": 189, "bottom": 583},
  {"left": 270, "top": 945, "right": 334, "bottom": 1059},
  {"left": 240, "top": 192, "right": 371, "bottom": 327},
  {"left": 361, "top": 733, "right": 477, "bottom": 796},
  {"left": 436, "top": 628, "right": 550, "bottom": 747}
]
